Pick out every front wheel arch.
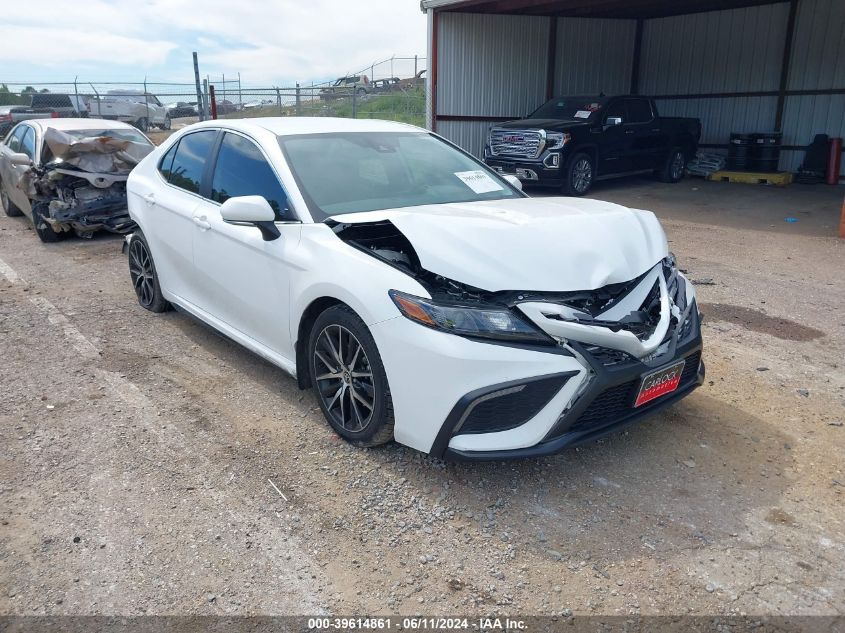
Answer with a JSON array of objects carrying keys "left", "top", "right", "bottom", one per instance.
[{"left": 295, "top": 296, "right": 344, "bottom": 389}]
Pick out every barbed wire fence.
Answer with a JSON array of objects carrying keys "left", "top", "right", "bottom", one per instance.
[{"left": 0, "top": 55, "right": 427, "bottom": 138}]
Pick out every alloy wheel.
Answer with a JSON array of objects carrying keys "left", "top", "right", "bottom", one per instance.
[
  {"left": 128, "top": 239, "right": 155, "bottom": 307},
  {"left": 572, "top": 158, "right": 593, "bottom": 194},
  {"left": 670, "top": 151, "right": 685, "bottom": 180},
  {"left": 313, "top": 324, "right": 375, "bottom": 432}
]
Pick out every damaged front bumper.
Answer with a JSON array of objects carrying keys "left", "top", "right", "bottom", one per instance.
[{"left": 373, "top": 261, "right": 704, "bottom": 460}]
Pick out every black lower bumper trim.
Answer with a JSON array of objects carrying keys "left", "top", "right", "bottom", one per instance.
[{"left": 444, "top": 361, "right": 704, "bottom": 462}]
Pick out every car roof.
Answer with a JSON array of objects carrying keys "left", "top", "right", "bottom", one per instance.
[
  {"left": 183, "top": 116, "right": 421, "bottom": 137},
  {"left": 27, "top": 118, "right": 141, "bottom": 132}
]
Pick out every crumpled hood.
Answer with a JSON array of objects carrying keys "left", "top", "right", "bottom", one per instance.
[{"left": 330, "top": 197, "right": 668, "bottom": 292}]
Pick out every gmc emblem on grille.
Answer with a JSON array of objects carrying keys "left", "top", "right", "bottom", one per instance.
[{"left": 502, "top": 135, "right": 524, "bottom": 142}]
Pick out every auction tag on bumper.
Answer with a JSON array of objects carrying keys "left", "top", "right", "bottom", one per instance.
[
  {"left": 634, "top": 359, "right": 685, "bottom": 407},
  {"left": 455, "top": 170, "right": 503, "bottom": 194}
]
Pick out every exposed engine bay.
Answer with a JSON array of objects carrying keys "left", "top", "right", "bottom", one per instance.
[
  {"left": 21, "top": 128, "right": 153, "bottom": 237},
  {"left": 330, "top": 219, "right": 692, "bottom": 353}
]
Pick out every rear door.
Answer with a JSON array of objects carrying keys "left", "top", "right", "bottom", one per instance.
[
  {"left": 190, "top": 131, "right": 300, "bottom": 358},
  {"left": 624, "top": 98, "right": 663, "bottom": 170},
  {"left": 0, "top": 124, "right": 35, "bottom": 216},
  {"left": 143, "top": 129, "right": 218, "bottom": 305}
]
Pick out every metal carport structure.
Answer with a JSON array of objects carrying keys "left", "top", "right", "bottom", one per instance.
[{"left": 421, "top": 0, "right": 845, "bottom": 180}]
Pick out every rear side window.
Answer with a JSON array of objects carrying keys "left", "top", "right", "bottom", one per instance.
[
  {"left": 6, "top": 125, "right": 26, "bottom": 152},
  {"left": 165, "top": 130, "right": 217, "bottom": 194},
  {"left": 158, "top": 141, "right": 179, "bottom": 181},
  {"left": 625, "top": 99, "right": 653, "bottom": 123},
  {"left": 211, "top": 132, "right": 291, "bottom": 220}
]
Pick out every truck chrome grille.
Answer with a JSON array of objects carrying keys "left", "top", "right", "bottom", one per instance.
[{"left": 489, "top": 129, "right": 543, "bottom": 158}]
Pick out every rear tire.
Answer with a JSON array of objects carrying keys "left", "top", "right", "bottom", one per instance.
[
  {"left": 128, "top": 231, "right": 169, "bottom": 313},
  {"left": 32, "top": 203, "right": 63, "bottom": 243},
  {"left": 308, "top": 305, "right": 394, "bottom": 448},
  {"left": 162, "top": 115, "right": 171, "bottom": 131},
  {"left": 135, "top": 117, "right": 149, "bottom": 133},
  {"left": 1, "top": 185, "right": 23, "bottom": 217},
  {"left": 562, "top": 152, "right": 594, "bottom": 196},
  {"left": 657, "top": 147, "right": 686, "bottom": 183}
]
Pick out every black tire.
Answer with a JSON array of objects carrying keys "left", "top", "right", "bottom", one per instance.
[
  {"left": 562, "top": 152, "right": 594, "bottom": 196},
  {"left": 308, "top": 305, "right": 394, "bottom": 447},
  {"left": 31, "top": 203, "right": 63, "bottom": 243},
  {"left": 657, "top": 147, "right": 687, "bottom": 183},
  {"left": 1, "top": 184, "right": 23, "bottom": 217},
  {"left": 162, "top": 115, "right": 171, "bottom": 131},
  {"left": 135, "top": 117, "right": 149, "bottom": 133},
  {"left": 128, "top": 231, "right": 169, "bottom": 313}
]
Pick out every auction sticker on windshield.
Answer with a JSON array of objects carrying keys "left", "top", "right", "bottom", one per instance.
[
  {"left": 574, "top": 110, "right": 592, "bottom": 119},
  {"left": 455, "top": 170, "right": 503, "bottom": 194}
]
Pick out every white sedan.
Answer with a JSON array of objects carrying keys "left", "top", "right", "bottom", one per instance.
[{"left": 126, "top": 117, "right": 704, "bottom": 460}]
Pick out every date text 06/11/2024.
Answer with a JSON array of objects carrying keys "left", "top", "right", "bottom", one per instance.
[{"left": 307, "top": 617, "right": 528, "bottom": 630}]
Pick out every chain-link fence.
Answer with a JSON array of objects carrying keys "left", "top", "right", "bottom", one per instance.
[{"left": 1, "top": 56, "right": 427, "bottom": 139}]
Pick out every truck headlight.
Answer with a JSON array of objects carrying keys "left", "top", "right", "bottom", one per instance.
[
  {"left": 545, "top": 132, "right": 571, "bottom": 151},
  {"left": 389, "top": 290, "right": 553, "bottom": 345}
]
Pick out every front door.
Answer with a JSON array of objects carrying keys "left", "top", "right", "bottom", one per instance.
[{"left": 190, "top": 131, "right": 300, "bottom": 359}]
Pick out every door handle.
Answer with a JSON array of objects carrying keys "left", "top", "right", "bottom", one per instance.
[
  {"left": 625, "top": 130, "right": 636, "bottom": 135},
  {"left": 144, "top": 192, "right": 156, "bottom": 206},
  {"left": 192, "top": 216, "right": 211, "bottom": 230}
]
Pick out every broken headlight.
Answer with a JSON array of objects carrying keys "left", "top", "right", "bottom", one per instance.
[{"left": 389, "top": 290, "right": 553, "bottom": 345}]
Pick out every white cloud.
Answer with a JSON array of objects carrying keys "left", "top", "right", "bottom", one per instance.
[{"left": 1, "top": 0, "right": 427, "bottom": 84}]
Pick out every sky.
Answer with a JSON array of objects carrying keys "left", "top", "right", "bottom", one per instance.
[{"left": 1, "top": 0, "right": 428, "bottom": 87}]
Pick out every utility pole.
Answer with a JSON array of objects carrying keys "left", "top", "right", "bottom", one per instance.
[{"left": 192, "top": 52, "right": 205, "bottom": 121}]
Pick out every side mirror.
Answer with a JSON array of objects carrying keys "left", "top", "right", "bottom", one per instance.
[
  {"left": 502, "top": 174, "right": 523, "bottom": 191},
  {"left": 606, "top": 116, "right": 623, "bottom": 126},
  {"left": 219, "top": 195, "right": 280, "bottom": 242},
  {"left": 9, "top": 152, "right": 32, "bottom": 167}
]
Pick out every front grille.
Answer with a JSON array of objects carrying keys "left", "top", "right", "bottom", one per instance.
[
  {"left": 566, "top": 351, "right": 701, "bottom": 435},
  {"left": 489, "top": 128, "right": 542, "bottom": 159},
  {"left": 457, "top": 375, "right": 568, "bottom": 435},
  {"left": 583, "top": 345, "right": 638, "bottom": 368}
]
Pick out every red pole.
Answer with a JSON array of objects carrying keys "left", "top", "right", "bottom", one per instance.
[
  {"left": 209, "top": 85, "right": 218, "bottom": 120},
  {"left": 827, "top": 137, "right": 842, "bottom": 185}
]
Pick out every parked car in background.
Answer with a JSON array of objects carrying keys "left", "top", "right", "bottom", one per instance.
[
  {"left": 370, "top": 78, "right": 401, "bottom": 93},
  {"left": 484, "top": 95, "right": 701, "bottom": 196},
  {"left": 91, "top": 90, "right": 170, "bottom": 132},
  {"left": 398, "top": 69, "right": 426, "bottom": 90},
  {"left": 166, "top": 101, "right": 199, "bottom": 118},
  {"left": 124, "top": 117, "right": 703, "bottom": 460},
  {"left": 0, "top": 119, "right": 153, "bottom": 241},
  {"left": 319, "top": 75, "right": 370, "bottom": 100},
  {"left": 28, "top": 93, "right": 91, "bottom": 117},
  {"left": 215, "top": 100, "right": 239, "bottom": 115},
  {"left": 0, "top": 106, "right": 53, "bottom": 136}
]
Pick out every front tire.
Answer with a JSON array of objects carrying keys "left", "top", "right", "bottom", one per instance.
[
  {"left": 562, "top": 152, "right": 594, "bottom": 196},
  {"left": 308, "top": 305, "right": 394, "bottom": 447},
  {"left": 32, "top": 203, "right": 63, "bottom": 243},
  {"left": 657, "top": 147, "right": 686, "bottom": 183},
  {"left": 128, "top": 231, "right": 169, "bottom": 313},
  {"left": 162, "top": 115, "right": 171, "bottom": 131},
  {"left": 1, "top": 185, "right": 23, "bottom": 217},
  {"left": 135, "top": 117, "right": 149, "bottom": 133}
]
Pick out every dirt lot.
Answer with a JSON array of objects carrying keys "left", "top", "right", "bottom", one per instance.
[{"left": 0, "top": 180, "right": 843, "bottom": 617}]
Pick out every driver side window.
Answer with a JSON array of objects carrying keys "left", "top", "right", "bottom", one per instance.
[
  {"left": 6, "top": 125, "right": 27, "bottom": 153},
  {"left": 604, "top": 101, "right": 625, "bottom": 123}
]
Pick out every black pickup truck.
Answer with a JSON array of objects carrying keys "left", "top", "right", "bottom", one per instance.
[{"left": 483, "top": 95, "right": 701, "bottom": 196}]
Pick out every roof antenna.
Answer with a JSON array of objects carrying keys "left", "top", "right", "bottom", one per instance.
[{"left": 599, "top": 91, "right": 606, "bottom": 97}]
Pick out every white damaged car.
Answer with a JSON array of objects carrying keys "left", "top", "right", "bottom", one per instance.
[{"left": 125, "top": 118, "right": 704, "bottom": 460}]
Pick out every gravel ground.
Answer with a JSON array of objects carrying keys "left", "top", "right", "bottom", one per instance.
[{"left": 0, "top": 183, "right": 843, "bottom": 617}]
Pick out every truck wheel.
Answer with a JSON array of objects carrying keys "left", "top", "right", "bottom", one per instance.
[
  {"left": 1, "top": 185, "right": 23, "bottom": 218},
  {"left": 162, "top": 115, "right": 171, "bottom": 131},
  {"left": 562, "top": 153, "right": 594, "bottom": 196},
  {"left": 135, "top": 118, "right": 149, "bottom": 133},
  {"left": 32, "top": 203, "right": 63, "bottom": 243},
  {"left": 657, "top": 148, "right": 686, "bottom": 183}
]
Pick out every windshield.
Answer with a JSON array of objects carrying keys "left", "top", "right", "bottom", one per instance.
[
  {"left": 529, "top": 97, "right": 606, "bottom": 121},
  {"left": 279, "top": 132, "right": 521, "bottom": 221}
]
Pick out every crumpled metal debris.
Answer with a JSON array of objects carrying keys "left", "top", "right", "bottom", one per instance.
[{"left": 43, "top": 128, "right": 152, "bottom": 173}]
